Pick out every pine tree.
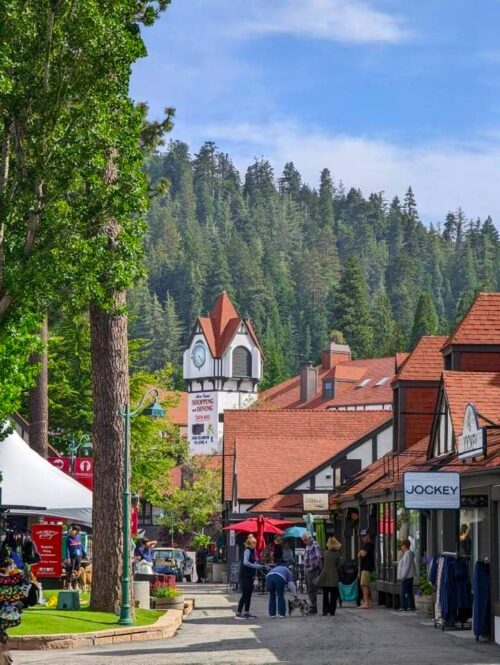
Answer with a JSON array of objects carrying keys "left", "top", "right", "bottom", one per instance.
[
  {"left": 371, "top": 293, "right": 396, "bottom": 357},
  {"left": 333, "top": 256, "right": 373, "bottom": 358},
  {"left": 318, "top": 168, "right": 335, "bottom": 229},
  {"left": 410, "top": 292, "right": 439, "bottom": 348},
  {"left": 279, "top": 162, "right": 302, "bottom": 200}
]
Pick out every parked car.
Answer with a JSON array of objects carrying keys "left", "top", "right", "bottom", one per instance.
[{"left": 152, "top": 547, "right": 193, "bottom": 582}]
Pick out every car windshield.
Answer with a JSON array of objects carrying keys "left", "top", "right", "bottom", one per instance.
[{"left": 154, "top": 549, "right": 183, "bottom": 561}]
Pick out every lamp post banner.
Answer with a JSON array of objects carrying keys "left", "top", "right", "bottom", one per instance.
[
  {"left": 48, "top": 457, "right": 71, "bottom": 474},
  {"left": 74, "top": 457, "right": 94, "bottom": 490},
  {"left": 403, "top": 472, "right": 461, "bottom": 509}
]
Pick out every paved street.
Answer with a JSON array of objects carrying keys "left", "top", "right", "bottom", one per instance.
[{"left": 11, "top": 585, "right": 500, "bottom": 665}]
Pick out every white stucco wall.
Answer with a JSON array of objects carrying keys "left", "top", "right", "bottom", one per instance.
[
  {"left": 377, "top": 425, "right": 393, "bottom": 458},
  {"left": 347, "top": 439, "right": 372, "bottom": 469}
]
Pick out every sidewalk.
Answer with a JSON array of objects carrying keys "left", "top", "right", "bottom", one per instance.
[{"left": 12, "top": 585, "right": 500, "bottom": 664}]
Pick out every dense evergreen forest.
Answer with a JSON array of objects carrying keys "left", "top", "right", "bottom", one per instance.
[{"left": 127, "top": 140, "right": 500, "bottom": 389}]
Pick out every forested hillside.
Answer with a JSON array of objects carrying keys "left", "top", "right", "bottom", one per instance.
[{"left": 128, "top": 140, "right": 500, "bottom": 389}]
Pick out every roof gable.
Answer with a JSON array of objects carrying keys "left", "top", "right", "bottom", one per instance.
[
  {"left": 223, "top": 409, "right": 392, "bottom": 502},
  {"left": 393, "top": 336, "right": 447, "bottom": 383},
  {"left": 443, "top": 292, "right": 500, "bottom": 348}
]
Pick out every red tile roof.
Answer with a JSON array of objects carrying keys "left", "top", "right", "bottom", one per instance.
[
  {"left": 442, "top": 371, "right": 500, "bottom": 435},
  {"left": 223, "top": 410, "right": 392, "bottom": 503},
  {"left": 443, "top": 292, "right": 500, "bottom": 348},
  {"left": 197, "top": 292, "right": 263, "bottom": 358},
  {"left": 250, "top": 493, "right": 304, "bottom": 514},
  {"left": 393, "top": 336, "right": 447, "bottom": 382},
  {"left": 258, "top": 356, "right": 396, "bottom": 410}
]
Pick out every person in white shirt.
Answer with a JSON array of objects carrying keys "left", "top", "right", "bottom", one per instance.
[{"left": 397, "top": 539, "right": 417, "bottom": 611}]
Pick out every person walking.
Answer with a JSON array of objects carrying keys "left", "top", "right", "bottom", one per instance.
[
  {"left": 65, "top": 526, "right": 87, "bottom": 585},
  {"left": 235, "top": 535, "right": 265, "bottom": 620},
  {"left": 397, "top": 539, "right": 417, "bottom": 612},
  {"left": 316, "top": 537, "right": 341, "bottom": 616},
  {"left": 302, "top": 531, "right": 321, "bottom": 615},
  {"left": 266, "top": 564, "right": 297, "bottom": 617},
  {"left": 358, "top": 530, "right": 375, "bottom": 609},
  {"left": 195, "top": 544, "right": 209, "bottom": 583}
]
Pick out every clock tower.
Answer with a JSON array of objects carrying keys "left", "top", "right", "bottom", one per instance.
[{"left": 183, "top": 292, "right": 263, "bottom": 454}]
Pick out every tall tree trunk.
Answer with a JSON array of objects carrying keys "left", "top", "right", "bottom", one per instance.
[
  {"left": 89, "top": 293, "right": 129, "bottom": 612},
  {"left": 28, "top": 315, "right": 49, "bottom": 457}
]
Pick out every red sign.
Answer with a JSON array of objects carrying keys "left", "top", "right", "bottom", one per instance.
[
  {"left": 32, "top": 525, "right": 63, "bottom": 578},
  {"left": 73, "top": 457, "right": 93, "bottom": 490},
  {"left": 131, "top": 506, "right": 139, "bottom": 535},
  {"left": 48, "top": 456, "right": 71, "bottom": 474}
]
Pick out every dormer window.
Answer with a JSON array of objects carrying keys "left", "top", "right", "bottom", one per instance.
[
  {"left": 233, "top": 346, "right": 251, "bottom": 377},
  {"left": 323, "top": 380, "right": 333, "bottom": 399},
  {"left": 356, "top": 378, "right": 371, "bottom": 388}
]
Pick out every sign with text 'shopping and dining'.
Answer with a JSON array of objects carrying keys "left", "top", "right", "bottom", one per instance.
[
  {"left": 457, "top": 403, "right": 487, "bottom": 460},
  {"left": 403, "top": 472, "right": 460, "bottom": 510}
]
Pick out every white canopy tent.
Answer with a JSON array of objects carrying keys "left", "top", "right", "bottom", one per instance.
[{"left": 0, "top": 428, "right": 92, "bottom": 525}]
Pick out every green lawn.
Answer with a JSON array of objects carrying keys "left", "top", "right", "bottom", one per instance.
[{"left": 8, "top": 591, "right": 163, "bottom": 636}]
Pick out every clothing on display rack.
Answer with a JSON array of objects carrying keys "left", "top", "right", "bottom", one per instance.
[
  {"left": 472, "top": 560, "right": 490, "bottom": 640},
  {"left": 431, "top": 553, "right": 472, "bottom": 630}
]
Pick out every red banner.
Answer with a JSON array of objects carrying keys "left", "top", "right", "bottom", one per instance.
[
  {"left": 73, "top": 457, "right": 93, "bottom": 490},
  {"left": 32, "top": 525, "right": 63, "bottom": 578},
  {"left": 48, "top": 456, "right": 71, "bottom": 474},
  {"left": 131, "top": 506, "right": 139, "bottom": 535}
]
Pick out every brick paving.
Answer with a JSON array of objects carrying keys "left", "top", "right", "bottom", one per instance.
[{"left": 11, "top": 585, "right": 500, "bottom": 665}]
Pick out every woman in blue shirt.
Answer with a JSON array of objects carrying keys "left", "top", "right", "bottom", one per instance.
[{"left": 235, "top": 535, "right": 264, "bottom": 620}]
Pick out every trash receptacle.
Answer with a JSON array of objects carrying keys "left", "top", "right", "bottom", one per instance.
[
  {"left": 57, "top": 591, "right": 80, "bottom": 610},
  {"left": 134, "top": 580, "right": 150, "bottom": 609}
]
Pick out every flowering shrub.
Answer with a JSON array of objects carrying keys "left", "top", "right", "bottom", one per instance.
[
  {"left": 150, "top": 576, "right": 176, "bottom": 596},
  {"left": 151, "top": 585, "right": 183, "bottom": 599}
]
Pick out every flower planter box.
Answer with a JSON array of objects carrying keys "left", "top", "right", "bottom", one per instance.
[
  {"left": 151, "top": 594, "right": 185, "bottom": 611},
  {"left": 415, "top": 595, "right": 433, "bottom": 615}
]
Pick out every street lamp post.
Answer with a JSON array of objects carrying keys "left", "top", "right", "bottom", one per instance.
[
  {"left": 68, "top": 434, "right": 93, "bottom": 475},
  {"left": 118, "top": 388, "right": 165, "bottom": 626}
]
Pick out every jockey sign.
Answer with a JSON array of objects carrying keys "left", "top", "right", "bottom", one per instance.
[{"left": 403, "top": 472, "right": 460, "bottom": 510}]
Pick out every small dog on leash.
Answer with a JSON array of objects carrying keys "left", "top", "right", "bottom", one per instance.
[{"left": 288, "top": 597, "right": 311, "bottom": 616}]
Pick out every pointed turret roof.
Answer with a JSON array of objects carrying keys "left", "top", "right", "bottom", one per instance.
[{"left": 195, "top": 291, "right": 262, "bottom": 358}]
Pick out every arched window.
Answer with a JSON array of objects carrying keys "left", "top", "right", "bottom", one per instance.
[{"left": 232, "top": 346, "right": 252, "bottom": 378}]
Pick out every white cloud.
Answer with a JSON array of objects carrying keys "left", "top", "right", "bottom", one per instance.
[
  {"left": 198, "top": 120, "right": 500, "bottom": 224},
  {"left": 240, "top": 0, "right": 411, "bottom": 44}
]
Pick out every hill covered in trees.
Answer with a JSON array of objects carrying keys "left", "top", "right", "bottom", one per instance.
[{"left": 128, "top": 140, "right": 500, "bottom": 389}]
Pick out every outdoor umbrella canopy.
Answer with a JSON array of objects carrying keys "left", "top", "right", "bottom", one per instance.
[
  {"left": 283, "top": 526, "right": 307, "bottom": 539},
  {"left": 223, "top": 516, "right": 293, "bottom": 534}
]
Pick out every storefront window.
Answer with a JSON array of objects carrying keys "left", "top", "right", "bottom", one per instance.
[
  {"left": 396, "top": 503, "right": 421, "bottom": 575},
  {"left": 378, "top": 502, "right": 396, "bottom": 581},
  {"left": 459, "top": 506, "right": 489, "bottom": 574}
]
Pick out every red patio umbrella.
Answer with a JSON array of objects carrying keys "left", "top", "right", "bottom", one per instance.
[{"left": 223, "top": 515, "right": 294, "bottom": 534}]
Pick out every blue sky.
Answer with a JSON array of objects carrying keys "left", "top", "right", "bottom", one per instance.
[{"left": 131, "top": 0, "right": 500, "bottom": 224}]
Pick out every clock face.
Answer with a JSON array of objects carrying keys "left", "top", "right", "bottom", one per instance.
[{"left": 192, "top": 342, "right": 206, "bottom": 369}]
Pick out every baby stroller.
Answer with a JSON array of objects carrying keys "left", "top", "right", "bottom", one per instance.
[{"left": 339, "top": 561, "right": 361, "bottom": 607}]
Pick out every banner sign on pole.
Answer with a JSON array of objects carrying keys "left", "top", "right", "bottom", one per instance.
[
  {"left": 403, "top": 472, "right": 460, "bottom": 509},
  {"left": 457, "top": 403, "right": 487, "bottom": 460},
  {"left": 48, "top": 456, "right": 71, "bottom": 474},
  {"left": 73, "top": 457, "right": 93, "bottom": 490},
  {"left": 32, "top": 524, "right": 63, "bottom": 578}
]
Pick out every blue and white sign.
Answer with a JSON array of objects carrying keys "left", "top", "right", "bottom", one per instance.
[
  {"left": 457, "top": 403, "right": 487, "bottom": 460},
  {"left": 403, "top": 472, "right": 461, "bottom": 509}
]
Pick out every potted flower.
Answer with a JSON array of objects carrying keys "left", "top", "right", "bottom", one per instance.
[
  {"left": 414, "top": 568, "right": 433, "bottom": 615},
  {"left": 151, "top": 585, "right": 185, "bottom": 610}
]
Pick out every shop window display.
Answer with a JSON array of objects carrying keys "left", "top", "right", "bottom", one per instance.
[{"left": 459, "top": 506, "right": 489, "bottom": 574}]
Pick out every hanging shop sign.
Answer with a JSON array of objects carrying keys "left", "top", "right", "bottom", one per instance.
[
  {"left": 302, "top": 494, "right": 329, "bottom": 511},
  {"left": 403, "top": 472, "right": 460, "bottom": 510},
  {"left": 457, "top": 403, "right": 487, "bottom": 460},
  {"left": 32, "top": 524, "right": 63, "bottom": 578}
]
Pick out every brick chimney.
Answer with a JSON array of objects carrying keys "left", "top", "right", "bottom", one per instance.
[
  {"left": 322, "top": 341, "right": 352, "bottom": 370},
  {"left": 300, "top": 362, "right": 318, "bottom": 403}
]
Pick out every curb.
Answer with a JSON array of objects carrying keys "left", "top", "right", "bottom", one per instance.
[{"left": 8, "top": 599, "right": 194, "bottom": 651}]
